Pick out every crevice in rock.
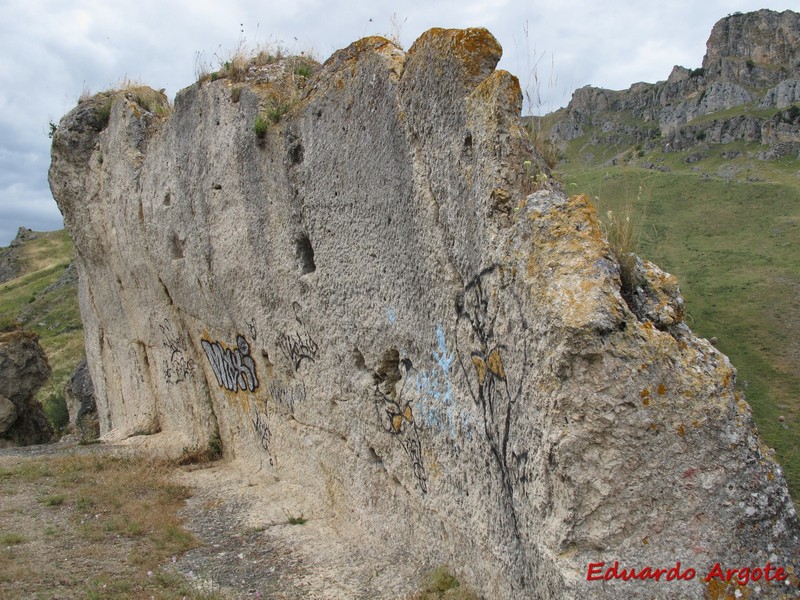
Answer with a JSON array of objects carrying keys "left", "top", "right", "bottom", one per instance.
[
  {"left": 289, "top": 141, "right": 304, "bottom": 165},
  {"left": 158, "top": 277, "right": 174, "bottom": 305},
  {"left": 373, "top": 348, "right": 401, "bottom": 399},
  {"left": 294, "top": 232, "right": 316, "bottom": 274},
  {"left": 170, "top": 232, "right": 185, "bottom": 259}
]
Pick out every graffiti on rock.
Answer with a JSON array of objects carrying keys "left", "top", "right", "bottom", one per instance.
[
  {"left": 251, "top": 406, "right": 274, "bottom": 466},
  {"left": 159, "top": 318, "right": 196, "bottom": 384},
  {"left": 374, "top": 350, "right": 428, "bottom": 493},
  {"left": 278, "top": 301, "right": 319, "bottom": 372},
  {"left": 268, "top": 379, "right": 307, "bottom": 415},
  {"left": 413, "top": 323, "right": 469, "bottom": 441},
  {"left": 455, "top": 266, "right": 526, "bottom": 470},
  {"left": 201, "top": 334, "right": 259, "bottom": 393},
  {"left": 246, "top": 318, "right": 258, "bottom": 341}
]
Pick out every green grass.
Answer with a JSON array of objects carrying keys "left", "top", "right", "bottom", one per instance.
[
  {"left": 561, "top": 149, "right": 800, "bottom": 504},
  {"left": 253, "top": 114, "right": 270, "bottom": 139},
  {"left": 0, "top": 229, "right": 83, "bottom": 434},
  {"left": 39, "top": 494, "right": 66, "bottom": 506},
  {"left": 1, "top": 533, "right": 26, "bottom": 545},
  {"left": 408, "top": 566, "right": 480, "bottom": 600}
]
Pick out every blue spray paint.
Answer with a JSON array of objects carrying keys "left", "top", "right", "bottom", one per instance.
[
  {"left": 413, "top": 323, "right": 468, "bottom": 440},
  {"left": 386, "top": 307, "right": 397, "bottom": 325}
]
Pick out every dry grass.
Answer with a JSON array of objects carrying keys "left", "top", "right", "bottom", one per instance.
[
  {"left": 525, "top": 120, "right": 561, "bottom": 169},
  {"left": 0, "top": 453, "right": 221, "bottom": 599},
  {"left": 593, "top": 184, "right": 647, "bottom": 301}
]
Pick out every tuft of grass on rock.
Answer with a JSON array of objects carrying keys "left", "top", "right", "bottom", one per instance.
[{"left": 407, "top": 566, "right": 480, "bottom": 600}]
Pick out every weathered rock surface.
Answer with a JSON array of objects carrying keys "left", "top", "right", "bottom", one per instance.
[
  {"left": 64, "top": 357, "right": 97, "bottom": 439},
  {"left": 0, "top": 394, "right": 17, "bottom": 434},
  {"left": 0, "top": 227, "right": 37, "bottom": 284},
  {"left": 50, "top": 27, "right": 799, "bottom": 599},
  {"left": 0, "top": 330, "right": 53, "bottom": 446},
  {"left": 548, "top": 9, "right": 800, "bottom": 154}
]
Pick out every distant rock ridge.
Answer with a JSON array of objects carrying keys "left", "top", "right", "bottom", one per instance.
[
  {"left": 0, "top": 227, "right": 37, "bottom": 284},
  {"left": 549, "top": 9, "right": 800, "bottom": 155},
  {"left": 50, "top": 27, "right": 799, "bottom": 599}
]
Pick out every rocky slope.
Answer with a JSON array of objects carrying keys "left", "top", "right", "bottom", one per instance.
[
  {"left": 548, "top": 9, "right": 800, "bottom": 156},
  {"left": 49, "top": 28, "right": 800, "bottom": 599}
]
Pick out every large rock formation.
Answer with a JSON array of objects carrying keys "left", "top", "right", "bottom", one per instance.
[
  {"left": 64, "top": 357, "right": 98, "bottom": 439},
  {"left": 0, "top": 329, "right": 53, "bottom": 446},
  {"left": 548, "top": 9, "right": 800, "bottom": 155},
  {"left": 49, "top": 28, "right": 799, "bottom": 599}
]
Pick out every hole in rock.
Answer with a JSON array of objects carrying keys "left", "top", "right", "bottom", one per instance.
[{"left": 294, "top": 233, "right": 316, "bottom": 274}]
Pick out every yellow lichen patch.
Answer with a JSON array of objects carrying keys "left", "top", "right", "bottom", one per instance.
[
  {"left": 657, "top": 383, "right": 667, "bottom": 396},
  {"left": 391, "top": 414, "right": 403, "bottom": 433},
  {"left": 705, "top": 578, "right": 753, "bottom": 600},
  {"left": 487, "top": 349, "right": 506, "bottom": 380},
  {"left": 470, "top": 69, "right": 523, "bottom": 113},
  {"left": 641, "top": 388, "right": 650, "bottom": 399},
  {"left": 471, "top": 354, "right": 487, "bottom": 384},
  {"left": 692, "top": 419, "right": 701, "bottom": 428},
  {"left": 649, "top": 423, "right": 658, "bottom": 431},
  {"left": 452, "top": 28, "right": 502, "bottom": 79},
  {"left": 403, "top": 404, "right": 413, "bottom": 423},
  {"left": 677, "top": 423, "right": 686, "bottom": 437}
]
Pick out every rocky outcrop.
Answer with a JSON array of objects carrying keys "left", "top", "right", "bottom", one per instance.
[
  {"left": 64, "top": 357, "right": 97, "bottom": 439},
  {"left": 549, "top": 9, "right": 800, "bottom": 154},
  {"left": 0, "top": 227, "right": 37, "bottom": 284},
  {"left": 0, "top": 330, "right": 53, "bottom": 446},
  {"left": 49, "top": 28, "right": 799, "bottom": 599},
  {"left": 703, "top": 9, "right": 800, "bottom": 89}
]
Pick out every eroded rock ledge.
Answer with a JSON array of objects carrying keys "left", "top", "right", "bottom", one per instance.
[{"left": 49, "top": 28, "right": 799, "bottom": 598}]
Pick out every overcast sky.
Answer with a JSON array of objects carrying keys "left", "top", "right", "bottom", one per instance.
[{"left": 0, "top": 0, "right": 794, "bottom": 246}]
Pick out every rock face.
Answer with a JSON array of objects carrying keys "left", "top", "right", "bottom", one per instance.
[
  {"left": 0, "top": 330, "right": 53, "bottom": 446},
  {"left": 64, "top": 357, "right": 98, "bottom": 439},
  {"left": 549, "top": 9, "right": 800, "bottom": 154},
  {"left": 49, "top": 28, "right": 799, "bottom": 599}
]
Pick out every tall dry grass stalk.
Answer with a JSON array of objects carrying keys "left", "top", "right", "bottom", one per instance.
[{"left": 598, "top": 183, "right": 647, "bottom": 299}]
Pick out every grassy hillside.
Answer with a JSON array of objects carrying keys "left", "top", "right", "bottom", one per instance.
[
  {"left": 559, "top": 140, "right": 800, "bottom": 503},
  {"left": 0, "top": 230, "right": 83, "bottom": 432}
]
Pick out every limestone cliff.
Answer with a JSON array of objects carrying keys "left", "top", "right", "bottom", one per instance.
[
  {"left": 49, "top": 28, "right": 799, "bottom": 599},
  {"left": 548, "top": 9, "right": 800, "bottom": 156}
]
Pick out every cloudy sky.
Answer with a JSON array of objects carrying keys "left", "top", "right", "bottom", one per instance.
[{"left": 0, "top": 0, "right": 794, "bottom": 246}]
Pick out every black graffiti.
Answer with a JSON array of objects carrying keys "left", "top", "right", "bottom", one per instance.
[
  {"left": 160, "top": 318, "right": 196, "bottom": 384},
  {"left": 268, "top": 380, "right": 306, "bottom": 415},
  {"left": 246, "top": 318, "right": 257, "bottom": 341},
  {"left": 201, "top": 335, "right": 259, "bottom": 393},
  {"left": 455, "top": 267, "right": 525, "bottom": 470},
  {"left": 278, "top": 302, "right": 319, "bottom": 372},
  {"left": 251, "top": 408, "right": 274, "bottom": 465},
  {"left": 373, "top": 353, "right": 428, "bottom": 493},
  {"left": 401, "top": 437, "right": 427, "bottom": 494}
]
